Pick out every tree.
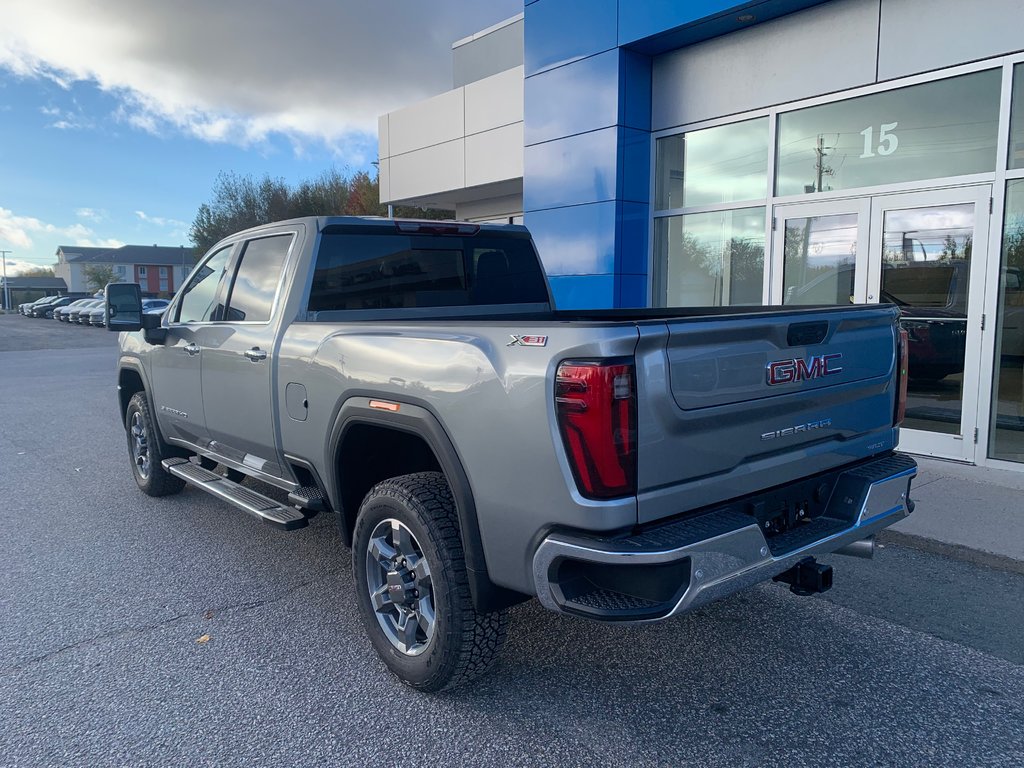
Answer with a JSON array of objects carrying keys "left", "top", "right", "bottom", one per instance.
[
  {"left": 19, "top": 266, "right": 56, "bottom": 278},
  {"left": 189, "top": 168, "right": 453, "bottom": 254},
  {"left": 83, "top": 264, "right": 120, "bottom": 292}
]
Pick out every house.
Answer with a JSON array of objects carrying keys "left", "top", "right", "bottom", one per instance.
[
  {"left": 0, "top": 276, "right": 69, "bottom": 309},
  {"left": 54, "top": 244, "right": 194, "bottom": 297}
]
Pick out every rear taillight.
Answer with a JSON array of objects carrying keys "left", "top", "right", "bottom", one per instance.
[
  {"left": 895, "top": 327, "right": 909, "bottom": 426},
  {"left": 555, "top": 359, "right": 637, "bottom": 500}
]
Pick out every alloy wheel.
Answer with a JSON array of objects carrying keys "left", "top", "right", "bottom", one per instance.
[
  {"left": 364, "top": 518, "right": 436, "bottom": 655},
  {"left": 130, "top": 411, "right": 150, "bottom": 480}
]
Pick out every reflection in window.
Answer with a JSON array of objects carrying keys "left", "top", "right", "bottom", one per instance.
[
  {"left": 309, "top": 232, "right": 548, "bottom": 312},
  {"left": 782, "top": 213, "right": 858, "bottom": 305},
  {"left": 177, "top": 247, "right": 232, "bottom": 323},
  {"left": 881, "top": 204, "right": 974, "bottom": 435},
  {"left": 991, "top": 180, "right": 1024, "bottom": 462},
  {"left": 225, "top": 235, "right": 292, "bottom": 322},
  {"left": 655, "top": 208, "right": 765, "bottom": 307},
  {"left": 655, "top": 118, "right": 768, "bottom": 210},
  {"left": 1010, "top": 63, "right": 1024, "bottom": 170},
  {"left": 880, "top": 204, "right": 973, "bottom": 310},
  {"left": 777, "top": 69, "right": 1001, "bottom": 196}
]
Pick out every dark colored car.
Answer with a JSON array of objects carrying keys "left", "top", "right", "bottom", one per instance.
[{"left": 29, "top": 296, "right": 65, "bottom": 317}]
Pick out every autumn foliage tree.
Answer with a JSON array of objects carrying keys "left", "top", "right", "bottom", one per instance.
[{"left": 189, "top": 168, "right": 452, "bottom": 254}]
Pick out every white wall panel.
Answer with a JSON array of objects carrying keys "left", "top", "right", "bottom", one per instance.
[
  {"left": 457, "top": 193, "right": 523, "bottom": 221},
  {"left": 378, "top": 114, "right": 389, "bottom": 159},
  {"left": 388, "top": 139, "right": 465, "bottom": 200},
  {"left": 878, "top": 0, "right": 1024, "bottom": 81},
  {"left": 465, "top": 66, "right": 524, "bottom": 135},
  {"left": 377, "top": 158, "right": 390, "bottom": 203},
  {"left": 652, "top": 0, "right": 879, "bottom": 130},
  {"left": 466, "top": 123, "right": 523, "bottom": 188},
  {"left": 387, "top": 88, "right": 465, "bottom": 156}
]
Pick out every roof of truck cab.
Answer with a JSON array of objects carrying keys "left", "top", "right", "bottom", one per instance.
[{"left": 219, "top": 216, "right": 530, "bottom": 240}]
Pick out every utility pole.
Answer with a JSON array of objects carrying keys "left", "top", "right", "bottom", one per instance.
[{"left": 1, "top": 250, "right": 10, "bottom": 311}]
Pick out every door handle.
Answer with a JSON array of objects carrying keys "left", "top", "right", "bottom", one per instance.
[
  {"left": 183, "top": 343, "right": 200, "bottom": 356},
  {"left": 244, "top": 347, "right": 268, "bottom": 362}
]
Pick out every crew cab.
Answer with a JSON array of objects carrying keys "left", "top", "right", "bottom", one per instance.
[{"left": 106, "top": 217, "right": 916, "bottom": 691}]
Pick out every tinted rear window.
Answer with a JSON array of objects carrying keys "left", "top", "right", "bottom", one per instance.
[{"left": 309, "top": 231, "right": 547, "bottom": 312}]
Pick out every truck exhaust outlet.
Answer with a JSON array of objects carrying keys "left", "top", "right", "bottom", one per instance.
[
  {"left": 832, "top": 536, "right": 876, "bottom": 560},
  {"left": 772, "top": 557, "right": 833, "bottom": 596}
]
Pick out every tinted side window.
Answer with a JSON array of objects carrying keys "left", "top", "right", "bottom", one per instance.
[
  {"left": 309, "top": 232, "right": 547, "bottom": 311},
  {"left": 224, "top": 235, "right": 292, "bottom": 322},
  {"left": 177, "top": 246, "right": 232, "bottom": 323}
]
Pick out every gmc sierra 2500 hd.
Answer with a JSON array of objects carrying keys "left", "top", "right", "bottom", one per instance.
[{"left": 105, "top": 216, "right": 916, "bottom": 691}]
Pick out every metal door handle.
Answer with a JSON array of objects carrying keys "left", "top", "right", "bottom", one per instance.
[
  {"left": 244, "top": 347, "right": 268, "bottom": 362},
  {"left": 184, "top": 343, "right": 200, "bottom": 356}
]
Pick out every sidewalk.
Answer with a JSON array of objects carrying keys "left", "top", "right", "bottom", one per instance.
[{"left": 884, "top": 456, "right": 1024, "bottom": 572}]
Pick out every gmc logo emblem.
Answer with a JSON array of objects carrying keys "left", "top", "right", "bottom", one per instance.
[{"left": 766, "top": 353, "right": 843, "bottom": 386}]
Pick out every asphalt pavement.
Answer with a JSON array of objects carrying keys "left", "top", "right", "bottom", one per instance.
[{"left": 2, "top": 314, "right": 1023, "bottom": 767}]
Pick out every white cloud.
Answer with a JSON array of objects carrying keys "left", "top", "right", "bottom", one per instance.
[
  {"left": 0, "top": 207, "right": 120, "bottom": 252},
  {"left": 76, "top": 207, "right": 106, "bottom": 221},
  {"left": 3, "top": 258, "right": 54, "bottom": 276},
  {"left": 73, "top": 237, "right": 125, "bottom": 249},
  {"left": 135, "top": 210, "right": 186, "bottom": 229},
  {"left": 0, "top": 0, "right": 522, "bottom": 149}
]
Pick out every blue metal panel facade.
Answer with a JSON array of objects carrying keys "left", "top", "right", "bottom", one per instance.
[{"left": 523, "top": 0, "right": 829, "bottom": 307}]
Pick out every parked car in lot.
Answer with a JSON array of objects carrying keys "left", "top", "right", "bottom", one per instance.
[
  {"left": 107, "top": 216, "right": 916, "bottom": 692},
  {"left": 29, "top": 296, "right": 66, "bottom": 317},
  {"left": 20, "top": 297, "right": 53, "bottom": 315},
  {"left": 68, "top": 299, "right": 103, "bottom": 324},
  {"left": 55, "top": 298, "right": 96, "bottom": 322},
  {"left": 40, "top": 296, "right": 80, "bottom": 318},
  {"left": 143, "top": 298, "right": 170, "bottom": 316}
]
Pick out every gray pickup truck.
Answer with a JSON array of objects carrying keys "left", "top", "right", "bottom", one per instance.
[{"left": 105, "top": 216, "right": 916, "bottom": 691}]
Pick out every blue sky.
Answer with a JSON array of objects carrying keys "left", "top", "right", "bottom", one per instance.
[{"left": 0, "top": 0, "right": 521, "bottom": 274}]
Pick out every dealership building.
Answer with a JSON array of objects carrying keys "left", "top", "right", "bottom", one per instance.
[{"left": 378, "top": 0, "right": 1024, "bottom": 470}]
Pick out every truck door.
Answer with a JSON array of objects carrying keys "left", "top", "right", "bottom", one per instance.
[
  {"left": 200, "top": 232, "right": 294, "bottom": 478},
  {"left": 150, "top": 245, "right": 235, "bottom": 447}
]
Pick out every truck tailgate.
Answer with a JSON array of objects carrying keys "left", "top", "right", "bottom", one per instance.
[{"left": 635, "top": 305, "right": 901, "bottom": 524}]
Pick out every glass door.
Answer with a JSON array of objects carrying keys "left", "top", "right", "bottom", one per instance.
[
  {"left": 770, "top": 198, "right": 872, "bottom": 305},
  {"left": 867, "top": 186, "right": 992, "bottom": 461}
]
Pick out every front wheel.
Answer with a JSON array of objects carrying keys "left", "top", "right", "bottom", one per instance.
[
  {"left": 125, "top": 392, "right": 185, "bottom": 497},
  {"left": 352, "top": 472, "right": 508, "bottom": 692}
]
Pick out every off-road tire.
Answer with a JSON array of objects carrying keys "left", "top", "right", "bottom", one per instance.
[
  {"left": 352, "top": 471, "right": 508, "bottom": 692},
  {"left": 125, "top": 392, "right": 186, "bottom": 497}
]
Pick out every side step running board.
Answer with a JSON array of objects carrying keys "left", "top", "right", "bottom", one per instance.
[{"left": 163, "top": 458, "right": 309, "bottom": 531}]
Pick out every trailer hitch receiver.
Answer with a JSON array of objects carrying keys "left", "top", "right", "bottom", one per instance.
[{"left": 772, "top": 557, "right": 833, "bottom": 596}]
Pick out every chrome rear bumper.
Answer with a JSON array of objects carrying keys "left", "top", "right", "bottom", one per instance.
[{"left": 532, "top": 454, "right": 916, "bottom": 622}]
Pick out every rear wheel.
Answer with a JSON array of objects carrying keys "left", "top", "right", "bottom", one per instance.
[
  {"left": 352, "top": 472, "right": 507, "bottom": 692},
  {"left": 125, "top": 392, "right": 185, "bottom": 497}
]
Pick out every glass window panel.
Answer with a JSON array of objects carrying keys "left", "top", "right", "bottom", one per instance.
[
  {"left": 777, "top": 70, "right": 1001, "bottom": 196},
  {"left": 991, "top": 180, "right": 1024, "bottom": 461},
  {"left": 655, "top": 118, "right": 768, "bottom": 210},
  {"left": 1010, "top": 63, "right": 1024, "bottom": 170},
  {"left": 309, "top": 231, "right": 548, "bottom": 312},
  {"left": 224, "top": 235, "right": 292, "bottom": 323},
  {"left": 782, "top": 213, "right": 858, "bottom": 305},
  {"left": 881, "top": 204, "right": 973, "bottom": 436},
  {"left": 656, "top": 207, "right": 765, "bottom": 307},
  {"left": 177, "top": 246, "right": 232, "bottom": 323}
]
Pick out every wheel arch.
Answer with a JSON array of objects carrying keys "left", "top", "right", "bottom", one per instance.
[{"left": 328, "top": 397, "right": 526, "bottom": 613}]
